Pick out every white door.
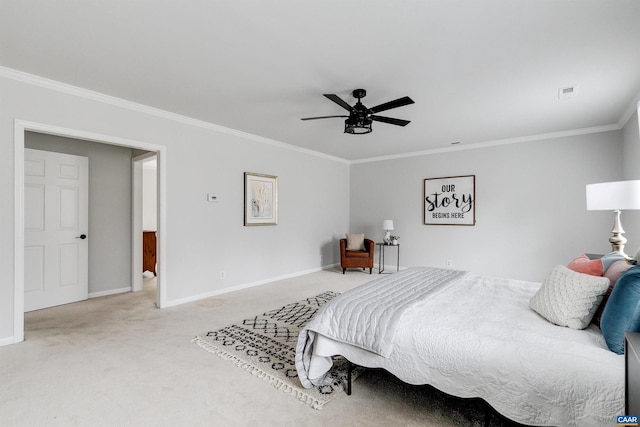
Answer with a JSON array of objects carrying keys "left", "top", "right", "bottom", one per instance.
[{"left": 24, "top": 148, "right": 89, "bottom": 312}]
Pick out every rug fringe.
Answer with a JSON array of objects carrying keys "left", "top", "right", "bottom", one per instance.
[{"left": 192, "top": 336, "right": 326, "bottom": 410}]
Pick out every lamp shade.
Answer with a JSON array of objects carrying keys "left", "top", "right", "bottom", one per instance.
[
  {"left": 586, "top": 180, "right": 640, "bottom": 211},
  {"left": 382, "top": 220, "right": 394, "bottom": 230}
]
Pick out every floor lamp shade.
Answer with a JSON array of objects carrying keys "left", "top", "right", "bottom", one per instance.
[{"left": 586, "top": 180, "right": 640, "bottom": 257}]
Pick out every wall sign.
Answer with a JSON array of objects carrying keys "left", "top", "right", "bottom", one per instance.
[{"left": 424, "top": 175, "right": 475, "bottom": 226}]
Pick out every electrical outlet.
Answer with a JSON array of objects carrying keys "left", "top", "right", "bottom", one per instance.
[
  {"left": 220, "top": 271, "right": 225, "bottom": 279},
  {"left": 446, "top": 260, "right": 453, "bottom": 268}
]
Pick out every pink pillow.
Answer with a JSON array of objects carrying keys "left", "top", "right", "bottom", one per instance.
[
  {"left": 604, "top": 259, "right": 633, "bottom": 286},
  {"left": 567, "top": 254, "right": 604, "bottom": 276}
]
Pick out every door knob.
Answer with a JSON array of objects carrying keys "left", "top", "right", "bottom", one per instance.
[{"left": 76, "top": 234, "right": 87, "bottom": 240}]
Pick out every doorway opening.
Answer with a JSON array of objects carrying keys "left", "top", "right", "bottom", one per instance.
[
  {"left": 13, "top": 120, "right": 167, "bottom": 343},
  {"left": 132, "top": 153, "right": 158, "bottom": 302}
]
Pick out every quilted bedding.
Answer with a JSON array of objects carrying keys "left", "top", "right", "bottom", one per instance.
[{"left": 295, "top": 267, "right": 624, "bottom": 426}]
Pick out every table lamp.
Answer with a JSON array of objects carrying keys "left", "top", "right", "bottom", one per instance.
[
  {"left": 586, "top": 180, "right": 640, "bottom": 257},
  {"left": 383, "top": 220, "right": 394, "bottom": 244}
]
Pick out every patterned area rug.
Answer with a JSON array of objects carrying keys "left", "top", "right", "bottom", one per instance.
[{"left": 193, "top": 291, "right": 360, "bottom": 409}]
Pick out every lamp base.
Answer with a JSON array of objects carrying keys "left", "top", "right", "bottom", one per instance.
[
  {"left": 610, "top": 210, "right": 629, "bottom": 258},
  {"left": 610, "top": 233, "right": 628, "bottom": 258}
]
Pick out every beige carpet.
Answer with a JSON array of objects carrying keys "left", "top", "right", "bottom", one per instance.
[{"left": 0, "top": 268, "right": 520, "bottom": 427}]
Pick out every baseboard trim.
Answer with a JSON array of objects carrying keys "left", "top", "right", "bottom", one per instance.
[
  {"left": 374, "top": 263, "right": 404, "bottom": 273},
  {"left": 89, "top": 287, "right": 132, "bottom": 299},
  {"left": 0, "top": 335, "right": 22, "bottom": 347},
  {"left": 163, "top": 265, "right": 338, "bottom": 308}
]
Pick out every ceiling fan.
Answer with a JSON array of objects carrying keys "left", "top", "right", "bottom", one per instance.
[{"left": 301, "top": 89, "right": 414, "bottom": 134}]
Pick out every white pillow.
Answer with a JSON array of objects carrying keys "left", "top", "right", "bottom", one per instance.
[
  {"left": 529, "top": 265, "right": 610, "bottom": 330},
  {"left": 345, "top": 233, "right": 365, "bottom": 251}
]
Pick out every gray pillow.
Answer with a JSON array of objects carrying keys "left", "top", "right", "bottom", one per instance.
[
  {"left": 529, "top": 265, "right": 610, "bottom": 329},
  {"left": 345, "top": 233, "right": 365, "bottom": 251}
]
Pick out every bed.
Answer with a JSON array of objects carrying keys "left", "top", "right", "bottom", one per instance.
[{"left": 295, "top": 266, "right": 625, "bottom": 426}]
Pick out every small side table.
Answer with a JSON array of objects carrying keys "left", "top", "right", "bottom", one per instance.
[{"left": 376, "top": 243, "right": 400, "bottom": 274}]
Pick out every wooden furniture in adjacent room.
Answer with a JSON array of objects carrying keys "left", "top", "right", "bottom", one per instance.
[{"left": 143, "top": 230, "right": 157, "bottom": 276}]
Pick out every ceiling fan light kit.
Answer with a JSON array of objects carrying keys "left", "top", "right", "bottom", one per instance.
[
  {"left": 345, "top": 116, "right": 373, "bottom": 134},
  {"left": 302, "top": 89, "right": 414, "bottom": 135}
]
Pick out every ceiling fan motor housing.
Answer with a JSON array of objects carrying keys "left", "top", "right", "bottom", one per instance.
[{"left": 352, "top": 88, "right": 367, "bottom": 99}]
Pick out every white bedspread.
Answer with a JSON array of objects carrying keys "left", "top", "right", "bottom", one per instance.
[
  {"left": 299, "top": 267, "right": 469, "bottom": 359},
  {"left": 295, "top": 268, "right": 624, "bottom": 427}
]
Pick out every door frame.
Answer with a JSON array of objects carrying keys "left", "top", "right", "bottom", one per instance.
[
  {"left": 131, "top": 152, "right": 157, "bottom": 293},
  {"left": 14, "top": 119, "right": 168, "bottom": 343}
]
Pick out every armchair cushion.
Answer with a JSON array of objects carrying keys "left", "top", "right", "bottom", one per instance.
[
  {"left": 345, "top": 250, "right": 370, "bottom": 258},
  {"left": 345, "top": 233, "right": 365, "bottom": 250}
]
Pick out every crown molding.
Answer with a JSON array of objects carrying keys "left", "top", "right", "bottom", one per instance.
[
  {"left": 351, "top": 123, "right": 622, "bottom": 164},
  {"left": 0, "top": 66, "right": 349, "bottom": 164},
  {"left": 618, "top": 89, "right": 640, "bottom": 128}
]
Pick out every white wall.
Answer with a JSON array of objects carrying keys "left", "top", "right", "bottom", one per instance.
[
  {"left": 142, "top": 164, "right": 157, "bottom": 231},
  {"left": 25, "top": 132, "right": 133, "bottom": 295},
  {"left": 621, "top": 109, "right": 640, "bottom": 251},
  {"left": 0, "top": 73, "right": 350, "bottom": 343},
  {"left": 350, "top": 131, "right": 625, "bottom": 282},
  {"left": 623, "top": 110, "right": 640, "bottom": 179}
]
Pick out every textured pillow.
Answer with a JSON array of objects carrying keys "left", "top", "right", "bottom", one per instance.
[
  {"left": 345, "top": 233, "right": 365, "bottom": 251},
  {"left": 592, "top": 259, "right": 634, "bottom": 327},
  {"left": 600, "top": 266, "right": 640, "bottom": 354},
  {"left": 567, "top": 254, "right": 604, "bottom": 276},
  {"left": 529, "top": 265, "right": 610, "bottom": 329}
]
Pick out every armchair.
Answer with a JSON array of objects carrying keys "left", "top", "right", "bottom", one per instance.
[{"left": 340, "top": 238, "right": 374, "bottom": 274}]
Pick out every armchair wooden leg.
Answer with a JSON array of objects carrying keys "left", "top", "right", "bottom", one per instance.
[
  {"left": 343, "top": 268, "right": 346, "bottom": 274},
  {"left": 369, "top": 268, "right": 372, "bottom": 274}
]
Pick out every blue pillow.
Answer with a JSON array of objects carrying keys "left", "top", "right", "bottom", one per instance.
[{"left": 600, "top": 266, "right": 640, "bottom": 354}]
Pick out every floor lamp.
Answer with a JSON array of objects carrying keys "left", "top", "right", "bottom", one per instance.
[{"left": 586, "top": 180, "right": 640, "bottom": 258}]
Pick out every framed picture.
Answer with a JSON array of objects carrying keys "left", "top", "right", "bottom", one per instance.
[
  {"left": 424, "top": 175, "right": 475, "bottom": 226},
  {"left": 244, "top": 172, "right": 278, "bottom": 226}
]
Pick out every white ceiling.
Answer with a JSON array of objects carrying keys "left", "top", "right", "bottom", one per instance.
[{"left": 2, "top": 1, "right": 640, "bottom": 161}]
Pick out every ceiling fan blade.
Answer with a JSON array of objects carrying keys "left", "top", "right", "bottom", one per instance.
[
  {"left": 301, "top": 115, "right": 349, "bottom": 121},
  {"left": 371, "top": 115, "right": 411, "bottom": 126},
  {"left": 369, "top": 96, "right": 415, "bottom": 114},
  {"left": 323, "top": 94, "right": 353, "bottom": 111}
]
